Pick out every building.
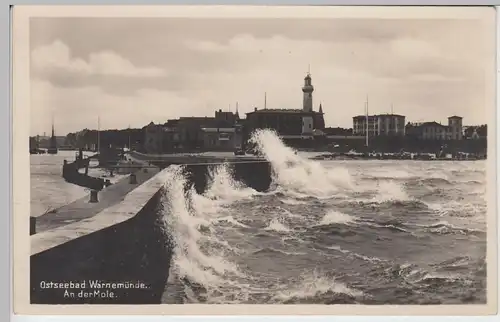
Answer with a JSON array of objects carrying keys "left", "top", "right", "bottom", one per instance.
[
  {"left": 144, "top": 122, "right": 163, "bottom": 154},
  {"left": 176, "top": 117, "right": 215, "bottom": 149},
  {"left": 405, "top": 116, "right": 463, "bottom": 141},
  {"left": 143, "top": 120, "right": 181, "bottom": 154},
  {"left": 200, "top": 123, "right": 243, "bottom": 151},
  {"left": 244, "top": 73, "right": 325, "bottom": 138},
  {"left": 464, "top": 124, "right": 487, "bottom": 140},
  {"left": 29, "top": 136, "right": 39, "bottom": 152},
  {"left": 36, "top": 135, "right": 67, "bottom": 149},
  {"left": 175, "top": 110, "right": 240, "bottom": 150},
  {"left": 315, "top": 104, "right": 325, "bottom": 130},
  {"left": 448, "top": 116, "right": 463, "bottom": 140},
  {"left": 215, "top": 108, "right": 240, "bottom": 124},
  {"left": 353, "top": 115, "right": 377, "bottom": 137},
  {"left": 406, "top": 122, "right": 449, "bottom": 140},
  {"left": 301, "top": 73, "right": 314, "bottom": 134},
  {"left": 163, "top": 120, "right": 181, "bottom": 151},
  {"left": 353, "top": 114, "right": 406, "bottom": 137},
  {"left": 143, "top": 109, "right": 242, "bottom": 153},
  {"left": 245, "top": 108, "right": 311, "bottom": 137},
  {"left": 470, "top": 128, "right": 480, "bottom": 140}
]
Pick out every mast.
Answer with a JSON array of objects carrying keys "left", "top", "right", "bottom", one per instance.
[
  {"left": 97, "top": 116, "right": 101, "bottom": 152},
  {"left": 365, "top": 95, "right": 369, "bottom": 147},
  {"left": 128, "top": 124, "right": 131, "bottom": 151},
  {"left": 264, "top": 92, "right": 267, "bottom": 109}
]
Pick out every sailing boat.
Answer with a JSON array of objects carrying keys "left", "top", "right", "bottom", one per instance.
[{"left": 47, "top": 119, "right": 58, "bottom": 155}]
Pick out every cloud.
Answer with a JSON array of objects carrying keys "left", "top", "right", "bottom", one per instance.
[
  {"left": 28, "top": 18, "right": 492, "bottom": 135},
  {"left": 390, "top": 38, "right": 442, "bottom": 59},
  {"left": 182, "top": 33, "right": 468, "bottom": 83},
  {"left": 409, "top": 74, "right": 466, "bottom": 83},
  {"left": 31, "top": 40, "right": 167, "bottom": 77},
  {"left": 30, "top": 79, "right": 198, "bottom": 136}
]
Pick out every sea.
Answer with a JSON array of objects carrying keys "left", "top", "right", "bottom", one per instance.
[
  {"left": 30, "top": 150, "right": 126, "bottom": 217},
  {"left": 30, "top": 131, "right": 487, "bottom": 304},
  {"left": 160, "top": 130, "right": 487, "bottom": 305}
]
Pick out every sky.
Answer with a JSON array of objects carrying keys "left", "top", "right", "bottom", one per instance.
[{"left": 29, "top": 16, "right": 494, "bottom": 136}]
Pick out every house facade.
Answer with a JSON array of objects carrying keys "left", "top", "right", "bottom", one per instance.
[
  {"left": 353, "top": 114, "right": 406, "bottom": 137},
  {"left": 405, "top": 116, "right": 463, "bottom": 140}
]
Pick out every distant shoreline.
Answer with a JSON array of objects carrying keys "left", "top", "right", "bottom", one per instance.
[
  {"left": 29, "top": 149, "right": 487, "bottom": 162},
  {"left": 309, "top": 154, "right": 486, "bottom": 162}
]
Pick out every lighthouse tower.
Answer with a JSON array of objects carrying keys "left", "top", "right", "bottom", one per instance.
[
  {"left": 302, "top": 73, "right": 314, "bottom": 112},
  {"left": 301, "top": 72, "right": 314, "bottom": 134}
]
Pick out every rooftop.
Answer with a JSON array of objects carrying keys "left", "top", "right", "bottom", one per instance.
[
  {"left": 421, "top": 121, "right": 447, "bottom": 127},
  {"left": 247, "top": 108, "right": 320, "bottom": 114},
  {"left": 376, "top": 113, "right": 406, "bottom": 118},
  {"left": 179, "top": 116, "right": 215, "bottom": 120},
  {"left": 147, "top": 117, "right": 235, "bottom": 129},
  {"left": 353, "top": 114, "right": 406, "bottom": 119},
  {"left": 408, "top": 121, "right": 447, "bottom": 128}
]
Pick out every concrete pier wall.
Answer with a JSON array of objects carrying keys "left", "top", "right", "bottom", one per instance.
[
  {"left": 30, "top": 160, "right": 271, "bottom": 304},
  {"left": 30, "top": 189, "right": 170, "bottom": 304},
  {"left": 184, "top": 161, "right": 272, "bottom": 194}
]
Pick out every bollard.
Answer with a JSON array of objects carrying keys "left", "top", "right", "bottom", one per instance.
[
  {"left": 129, "top": 173, "right": 137, "bottom": 184},
  {"left": 89, "top": 190, "right": 99, "bottom": 203},
  {"left": 30, "top": 216, "right": 36, "bottom": 236}
]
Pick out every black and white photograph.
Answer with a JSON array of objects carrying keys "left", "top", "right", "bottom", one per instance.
[{"left": 14, "top": 5, "right": 496, "bottom": 314}]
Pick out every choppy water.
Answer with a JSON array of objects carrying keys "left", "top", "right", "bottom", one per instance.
[{"left": 159, "top": 130, "right": 487, "bottom": 305}]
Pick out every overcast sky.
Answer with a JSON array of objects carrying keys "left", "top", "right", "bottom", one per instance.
[{"left": 30, "top": 16, "right": 493, "bottom": 136}]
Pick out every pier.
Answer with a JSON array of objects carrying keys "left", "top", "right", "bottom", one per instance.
[{"left": 30, "top": 154, "right": 272, "bottom": 304}]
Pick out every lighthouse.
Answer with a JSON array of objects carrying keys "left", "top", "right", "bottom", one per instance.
[
  {"left": 301, "top": 72, "right": 314, "bottom": 134},
  {"left": 302, "top": 73, "right": 314, "bottom": 112}
]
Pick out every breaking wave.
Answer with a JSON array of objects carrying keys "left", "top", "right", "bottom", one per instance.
[
  {"left": 317, "top": 210, "right": 355, "bottom": 226},
  {"left": 158, "top": 129, "right": 486, "bottom": 304},
  {"left": 249, "top": 129, "right": 354, "bottom": 198}
]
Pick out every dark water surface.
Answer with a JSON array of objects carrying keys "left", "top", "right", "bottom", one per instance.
[{"left": 160, "top": 131, "right": 487, "bottom": 304}]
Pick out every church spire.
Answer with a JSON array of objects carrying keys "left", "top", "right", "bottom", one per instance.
[
  {"left": 51, "top": 114, "right": 55, "bottom": 137},
  {"left": 319, "top": 103, "right": 323, "bottom": 114}
]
